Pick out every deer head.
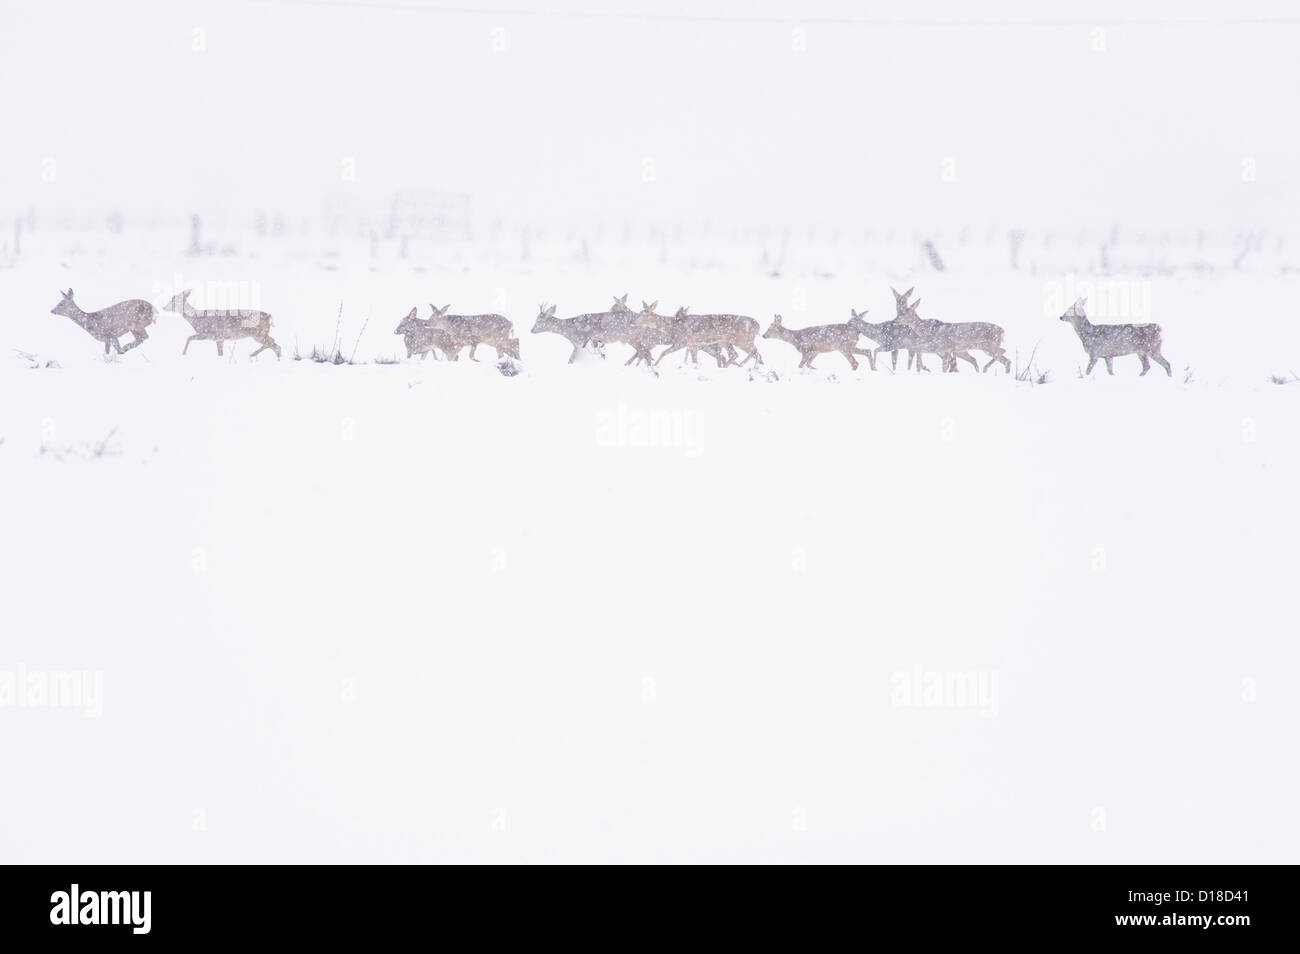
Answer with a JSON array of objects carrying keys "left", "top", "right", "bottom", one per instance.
[
  {"left": 394, "top": 307, "right": 420, "bottom": 335},
  {"left": 1059, "top": 297, "right": 1088, "bottom": 325},
  {"left": 428, "top": 303, "right": 452, "bottom": 328},
  {"left": 531, "top": 303, "right": 557, "bottom": 333},
  {"left": 50, "top": 288, "right": 80, "bottom": 319},
  {"left": 610, "top": 293, "right": 632, "bottom": 315},
  {"left": 891, "top": 286, "right": 915, "bottom": 318},
  {"left": 898, "top": 300, "right": 923, "bottom": 327},
  {"left": 762, "top": 315, "right": 784, "bottom": 339},
  {"left": 635, "top": 300, "right": 666, "bottom": 329},
  {"left": 674, "top": 306, "right": 690, "bottom": 319},
  {"left": 848, "top": 307, "right": 869, "bottom": 332},
  {"left": 163, "top": 288, "right": 193, "bottom": 315}
]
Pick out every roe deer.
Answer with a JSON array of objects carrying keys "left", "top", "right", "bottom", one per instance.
[
  {"left": 1059, "top": 297, "right": 1171, "bottom": 376},
  {"left": 761, "top": 314, "right": 876, "bottom": 370},
  {"left": 873, "top": 287, "right": 928, "bottom": 371},
  {"left": 395, "top": 307, "right": 460, "bottom": 360},
  {"left": 637, "top": 301, "right": 763, "bottom": 368},
  {"left": 896, "top": 299, "right": 979, "bottom": 373},
  {"left": 530, "top": 303, "right": 605, "bottom": 363},
  {"left": 163, "top": 288, "right": 281, "bottom": 359},
  {"left": 50, "top": 288, "right": 156, "bottom": 355},
  {"left": 428, "top": 303, "right": 515, "bottom": 361},
  {"left": 589, "top": 301, "right": 664, "bottom": 366},
  {"left": 895, "top": 293, "right": 1009, "bottom": 373}
]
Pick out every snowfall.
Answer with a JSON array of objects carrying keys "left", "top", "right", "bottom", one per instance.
[{"left": 2, "top": 221, "right": 1297, "bottom": 863}]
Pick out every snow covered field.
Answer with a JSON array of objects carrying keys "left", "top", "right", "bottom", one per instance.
[{"left": 1, "top": 224, "right": 1297, "bottom": 863}]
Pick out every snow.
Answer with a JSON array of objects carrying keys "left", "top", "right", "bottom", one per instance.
[{"left": 1, "top": 225, "right": 1297, "bottom": 862}]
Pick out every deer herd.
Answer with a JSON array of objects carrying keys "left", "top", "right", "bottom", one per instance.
[{"left": 48, "top": 285, "right": 1174, "bottom": 378}]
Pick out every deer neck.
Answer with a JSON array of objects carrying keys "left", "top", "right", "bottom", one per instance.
[
  {"left": 769, "top": 324, "right": 796, "bottom": 345},
  {"left": 63, "top": 303, "right": 89, "bottom": 328}
]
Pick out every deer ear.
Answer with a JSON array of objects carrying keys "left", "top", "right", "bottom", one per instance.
[
  {"left": 407, "top": 307, "right": 417, "bottom": 318},
  {"left": 65, "top": 288, "right": 73, "bottom": 298},
  {"left": 547, "top": 305, "right": 556, "bottom": 316},
  {"left": 904, "top": 287, "right": 914, "bottom": 298}
]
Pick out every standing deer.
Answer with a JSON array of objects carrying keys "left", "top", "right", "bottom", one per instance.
[
  {"left": 875, "top": 287, "right": 927, "bottom": 371},
  {"left": 761, "top": 315, "right": 876, "bottom": 369},
  {"left": 637, "top": 302, "right": 763, "bottom": 368},
  {"left": 530, "top": 303, "right": 607, "bottom": 363},
  {"left": 1059, "top": 297, "right": 1171, "bottom": 376},
  {"left": 50, "top": 288, "right": 156, "bottom": 355},
  {"left": 427, "top": 304, "right": 515, "bottom": 361},
  {"left": 163, "top": 288, "right": 281, "bottom": 359},
  {"left": 395, "top": 307, "right": 461, "bottom": 360}
]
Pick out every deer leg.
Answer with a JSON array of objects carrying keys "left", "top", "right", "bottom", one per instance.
[
  {"left": 891, "top": 349, "right": 900, "bottom": 371},
  {"left": 468, "top": 344, "right": 479, "bottom": 361},
  {"left": 954, "top": 351, "right": 978, "bottom": 372},
  {"left": 104, "top": 339, "right": 112, "bottom": 355},
  {"left": 1085, "top": 355, "right": 1098, "bottom": 374},
  {"left": 654, "top": 344, "right": 683, "bottom": 367},
  {"left": 841, "top": 350, "right": 859, "bottom": 370},
  {"left": 856, "top": 348, "right": 876, "bottom": 371},
  {"left": 184, "top": 335, "right": 198, "bottom": 355},
  {"left": 913, "top": 353, "right": 928, "bottom": 373},
  {"left": 568, "top": 345, "right": 581, "bottom": 364},
  {"left": 216, "top": 341, "right": 224, "bottom": 357},
  {"left": 1152, "top": 349, "right": 1172, "bottom": 376},
  {"left": 1104, "top": 357, "right": 1114, "bottom": 375},
  {"left": 1138, "top": 354, "right": 1151, "bottom": 376}
]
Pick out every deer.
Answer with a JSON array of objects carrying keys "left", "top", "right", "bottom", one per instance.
[
  {"left": 530, "top": 303, "right": 609, "bottom": 363},
  {"left": 761, "top": 314, "right": 876, "bottom": 370},
  {"left": 394, "top": 307, "right": 461, "bottom": 360},
  {"left": 1059, "top": 297, "right": 1171, "bottom": 376},
  {"left": 865, "top": 287, "right": 927, "bottom": 371},
  {"left": 894, "top": 291, "right": 1010, "bottom": 374},
  {"left": 588, "top": 300, "right": 668, "bottom": 366},
  {"left": 427, "top": 303, "right": 515, "bottom": 361},
  {"left": 636, "top": 302, "right": 763, "bottom": 368},
  {"left": 50, "top": 288, "right": 156, "bottom": 355},
  {"left": 895, "top": 298, "right": 980, "bottom": 373},
  {"left": 163, "top": 288, "right": 281, "bottom": 359}
]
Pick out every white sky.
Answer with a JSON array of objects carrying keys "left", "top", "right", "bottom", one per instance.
[{"left": 2, "top": 0, "right": 1297, "bottom": 229}]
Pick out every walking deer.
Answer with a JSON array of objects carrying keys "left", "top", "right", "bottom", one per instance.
[
  {"left": 1059, "top": 297, "right": 1171, "bottom": 376},
  {"left": 761, "top": 315, "right": 876, "bottom": 369},
  {"left": 395, "top": 307, "right": 461, "bottom": 360},
  {"left": 163, "top": 288, "right": 281, "bottom": 358},
  {"left": 530, "top": 303, "right": 608, "bottom": 363},
  {"left": 896, "top": 299, "right": 980, "bottom": 373},
  {"left": 428, "top": 303, "right": 515, "bottom": 361},
  {"left": 50, "top": 288, "right": 156, "bottom": 355},
  {"left": 637, "top": 302, "right": 763, "bottom": 368},
  {"left": 894, "top": 291, "right": 1009, "bottom": 373}
]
